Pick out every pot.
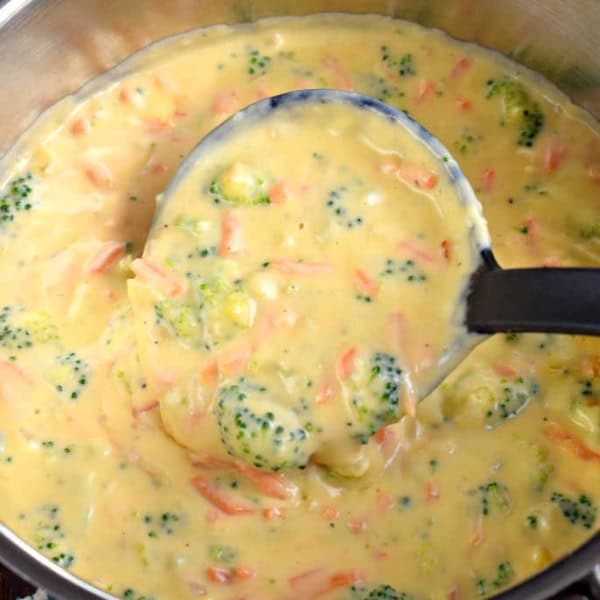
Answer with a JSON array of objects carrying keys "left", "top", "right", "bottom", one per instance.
[{"left": 0, "top": 1, "right": 598, "bottom": 598}]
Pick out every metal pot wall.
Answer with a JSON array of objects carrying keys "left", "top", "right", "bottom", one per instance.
[{"left": 0, "top": 1, "right": 598, "bottom": 598}]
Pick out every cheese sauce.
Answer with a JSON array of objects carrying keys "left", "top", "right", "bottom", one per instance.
[{"left": 0, "top": 14, "right": 598, "bottom": 600}]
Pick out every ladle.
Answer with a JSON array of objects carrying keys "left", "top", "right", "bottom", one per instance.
[{"left": 143, "top": 89, "right": 599, "bottom": 413}]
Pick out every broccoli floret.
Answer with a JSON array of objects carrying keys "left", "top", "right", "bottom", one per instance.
[
  {"left": 476, "top": 562, "right": 515, "bottom": 596},
  {"left": 485, "top": 77, "right": 544, "bottom": 146},
  {"left": 122, "top": 588, "right": 154, "bottom": 600},
  {"left": 0, "top": 306, "right": 59, "bottom": 350},
  {"left": 380, "top": 46, "right": 416, "bottom": 76},
  {"left": 49, "top": 352, "right": 90, "bottom": 401},
  {"left": 209, "top": 162, "right": 270, "bottom": 206},
  {"left": 351, "top": 352, "right": 403, "bottom": 444},
  {"left": 216, "top": 378, "right": 314, "bottom": 470},
  {"left": 349, "top": 584, "right": 415, "bottom": 600},
  {"left": 484, "top": 377, "right": 538, "bottom": 427},
  {"left": 550, "top": 492, "right": 597, "bottom": 529},
  {"left": 141, "top": 511, "right": 181, "bottom": 538},
  {"left": 0, "top": 172, "right": 34, "bottom": 225},
  {"left": 380, "top": 258, "right": 427, "bottom": 283},
  {"left": 247, "top": 48, "right": 271, "bottom": 75},
  {"left": 30, "top": 505, "right": 75, "bottom": 569},
  {"left": 325, "top": 186, "right": 364, "bottom": 229},
  {"left": 478, "top": 481, "right": 511, "bottom": 516},
  {"left": 154, "top": 300, "right": 200, "bottom": 339}
]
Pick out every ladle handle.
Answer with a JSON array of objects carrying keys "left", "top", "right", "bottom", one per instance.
[{"left": 466, "top": 254, "right": 600, "bottom": 336}]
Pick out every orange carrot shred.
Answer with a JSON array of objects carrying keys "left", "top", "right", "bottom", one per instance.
[
  {"left": 543, "top": 422, "right": 600, "bottom": 462},
  {"left": 87, "top": 241, "right": 126, "bottom": 274},
  {"left": 354, "top": 269, "right": 379, "bottom": 296},
  {"left": 191, "top": 474, "right": 254, "bottom": 516}
]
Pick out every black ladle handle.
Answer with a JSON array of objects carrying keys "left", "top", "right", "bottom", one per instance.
[{"left": 466, "top": 249, "right": 600, "bottom": 336}]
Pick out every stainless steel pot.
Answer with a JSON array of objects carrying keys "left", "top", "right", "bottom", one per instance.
[{"left": 0, "top": 1, "right": 598, "bottom": 598}]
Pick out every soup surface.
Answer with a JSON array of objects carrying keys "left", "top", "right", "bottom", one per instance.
[{"left": 0, "top": 14, "right": 598, "bottom": 600}]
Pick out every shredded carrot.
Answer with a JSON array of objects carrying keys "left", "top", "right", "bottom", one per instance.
[
  {"left": 337, "top": 346, "right": 357, "bottom": 380},
  {"left": 324, "top": 56, "right": 353, "bottom": 91},
  {"left": 199, "top": 360, "right": 219, "bottom": 385},
  {"left": 348, "top": 516, "right": 367, "bottom": 534},
  {"left": 191, "top": 474, "right": 254, "bottom": 516},
  {"left": 354, "top": 269, "right": 379, "bottom": 297},
  {"left": 455, "top": 97, "right": 472, "bottom": 111},
  {"left": 396, "top": 164, "right": 438, "bottom": 190},
  {"left": 450, "top": 57, "right": 472, "bottom": 78},
  {"left": 150, "top": 162, "right": 168, "bottom": 175},
  {"left": 271, "top": 260, "right": 332, "bottom": 276},
  {"left": 70, "top": 118, "right": 90, "bottom": 136},
  {"left": 240, "top": 467, "right": 298, "bottom": 500},
  {"left": 543, "top": 422, "right": 600, "bottom": 462},
  {"left": 85, "top": 162, "right": 113, "bottom": 190},
  {"left": 416, "top": 79, "right": 436, "bottom": 104},
  {"left": 325, "top": 570, "right": 363, "bottom": 594},
  {"left": 87, "top": 241, "right": 126, "bottom": 275},
  {"left": 315, "top": 377, "right": 335, "bottom": 405},
  {"left": 376, "top": 490, "right": 395, "bottom": 511},
  {"left": 219, "top": 209, "right": 244, "bottom": 256},
  {"left": 191, "top": 455, "right": 298, "bottom": 500},
  {"left": 492, "top": 362, "right": 518, "bottom": 378},
  {"left": 480, "top": 168, "right": 496, "bottom": 193},
  {"left": 441, "top": 239, "right": 452, "bottom": 261},
  {"left": 207, "top": 565, "right": 232, "bottom": 584},
  {"left": 544, "top": 137, "right": 568, "bottom": 173},
  {"left": 262, "top": 506, "right": 284, "bottom": 520},
  {"left": 322, "top": 505, "right": 340, "bottom": 521},
  {"left": 424, "top": 480, "right": 440, "bottom": 502},
  {"left": 268, "top": 181, "right": 290, "bottom": 205},
  {"left": 289, "top": 567, "right": 363, "bottom": 598},
  {"left": 132, "top": 400, "right": 159, "bottom": 417},
  {"left": 131, "top": 258, "right": 184, "bottom": 298},
  {"left": 218, "top": 344, "right": 253, "bottom": 377},
  {"left": 234, "top": 566, "right": 256, "bottom": 580},
  {"left": 397, "top": 238, "right": 436, "bottom": 263}
]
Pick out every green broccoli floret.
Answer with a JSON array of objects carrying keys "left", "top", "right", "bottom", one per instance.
[
  {"left": 30, "top": 505, "right": 75, "bottom": 569},
  {"left": 485, "top": 77, "right": 544, "bottom": 146},
  {"left": 351, "top": 352, "right": 403, "bottom": 444},
  {"left": 0, "top": 306, "right": 59, "bottom": 350},
  {"left": 0, "top": 172, "right": 34, "bottom": 225},
  {"left": 247, "top": 48, "right": 271, "bottom": 75},
  {"left": 216, "top": 378, "right": 314, "bottom": 471},
  {"left": 122, "top": 588, "right": 154, "bottom": 600},
  {"left": 484, "top": 377, "right": 538, "bottom": 427},
  {"left": 154, "top": 300, "right": 200, "bottom": 339},
  {"left": 550, "top": 492, "right": 597, "bottom": 529},
  {"left": 478, "top": 481, "right": 511, "bottom": 516},
  {"left": 349, "top": 584, "right": 415, "bottom": 600},
  {"left": 49, "top": 352, "right": 90, "bottom": 401},
  {"left": 209, "top": 163, "right": 270, "bottom": 206},
  {"left": 476, "top": 561, "right": 514, "bottom": 596},
  {"left": 380, "top": 46, "right": 416, "bottom": 76}
]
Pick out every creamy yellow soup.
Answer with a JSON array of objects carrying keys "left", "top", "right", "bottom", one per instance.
[
  {"left": 0, "top": 14, "right": 599, "bottom": 600},
  {"left": 130, "top": 95, "right": 485, "bottom": 477}
]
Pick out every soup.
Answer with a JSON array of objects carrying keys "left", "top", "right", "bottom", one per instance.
[{"left": 0, "top": 15, "right": 598, "bottom": 600}]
